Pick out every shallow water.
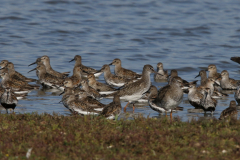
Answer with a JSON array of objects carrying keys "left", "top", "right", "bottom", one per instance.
[{"left": 0, "top": 0, "right": 240, "bottom": 121}]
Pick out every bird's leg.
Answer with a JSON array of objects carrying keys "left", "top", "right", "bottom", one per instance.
[
  {"left": 165, "top": 111, "right": 167, "bottom": 118},
  {"left": 204, "top": 111, "right": 207, "bottom": 116},
  {"left": 170, "top": 110, "right": 173, "bottom": 122},
  {"left": 132, "top": 103, "right": 135, "bottom": 113},
  {"left": 123, "top": 102, "right": 130, "bottom": 112},
  {"left": 6, "top": 109, "right": 8, "bottom": 114}
]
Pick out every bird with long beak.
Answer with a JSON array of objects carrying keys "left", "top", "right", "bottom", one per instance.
[
  {"left": 28, "top": 55, "right": 69, "bottom": 79},
  {"left": 188, "top": 82, "right": 204, "bottom": 109},
  {"left": 195, "top": 70, "right": 208, "bottom": 86},
  {"left": 28, "top": 64, "right": 64, "bottom": 89},
  {"left": 96, "top": 64, "right": 136, "bottom": 87},
  {"left": 109, "top": 58, "right": 141, "bottom": 79},
  {"left": 148, "top": 85, "right": 183, "bottom": 115},
  {"left": 59, "top": 87, "right": 75, "bottom": 107},
  {"left": 219, "top": 100, "right": 238, "bottom": 120},
  {"left": 80, "top": 80, "right": 102, "bottom": 100},
  {"left": 206, "top": 64, "right": 221, "bottom": 85},
  {"left": 0, "top": 63, "right": 38, "bottom": 88},
  {"left": 67, "top": 66, "right": 82, "bottom": 87},
  {"left": 64, "top": 94, "right": 102, "bottom": 115},
  {"left": 0, "top": 71, "right": 39, "bottom": 91},
  {"left": 168, "top": 70, "right": 189, "bottom": 87},
  {"left": 87, "top": 73, "right": 116, "bottom": 92},
  {"left": 200, "top": 88, "right": 217, "bottom": 114},
  {"left": 76, "top": 91, "right": 106, "bottom": 109},
  {"left": 100, "top": 94, "right": 122, "bottom": 120},
  {"left": 0, "top": 85, "right": 28, "bottom": 100},
  {"left": 218, "top": 70, "right": 240, "bottom": 90},
  {"left": 197, "top": 78, "right": 228, "bottom": 99},
  {"left": 104, "top": 65, "right": 161, "bottom": 112},
  {"left": 69, "top": 55, "right": 102, "bottom": 77},
  {"left": 154, "top": 62, "right": 168, "bottom": 81},
  {"left": 155, "top": 77, "right": 186, "bottom": 121},
  {"left": 1, "top": 88, "right": 18, "bottom": 114},
  {"left": 0, "top": 60, "right": 36, "bottom": 82},
  {"left": 5, "top": 62, "right": 37, "bottom": 82}
]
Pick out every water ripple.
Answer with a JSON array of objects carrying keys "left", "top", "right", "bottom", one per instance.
[{"left": 0, "top": 0, "right": 240, "bottom": 121}]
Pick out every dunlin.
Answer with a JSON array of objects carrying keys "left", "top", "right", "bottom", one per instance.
[
  {"left": 219, "top": 70, "right": 239, "bottom": 90},
  {"left": 65, "top": 94, "right": 101, "bottom": 115},
  {"left": 207, "top": 64, "right": 221, "bottom": 85},
  {"left": 59, "top": 87, "right": 75, "bottom": 110},
  {"left": 168, "top": 69, "right": 178, "bottom": 84},
  {"left": 195, "top": 70, "right": 207, "bottom": 86},
  {"left": 69, "top": 55, "right": 102, "bottom": 77},
  {"left": 0, "top": 71, "right": 39, "bottom": 91},
  {"left": 97, "top": 64, "right": 135, "bottom": 87},
  {"left": 109, "top": 58, "right": 141, "bottom": 79},
  {"left": 68, "top": 66, "right": 82, "bottom": 87},
  {"left": 154, "top": 62, "right": 168, "bottom": 80},
  {"left": 29, "top": 55, "right": 69, "bottom": 79},
  {"left": 219, "top": 100, "right": 238, "bottom": 120},
  {"left": 105, "top": 65, "right": 159, "bottom": 112},
  {"left": 87, "top": 73, "right": 116, "bottom": 92},
  {"left": 155, "top": 76, "right": 185, "bottom": 119},
  {"left": 76, "top": 91, "right": 105, "bottom": 109},
  {"left": 0, "top": 60, "right": 36, "bottom": 82},
  {"left": 148, "top": 85, "right": 183, "bottom": 114},
  {"left": 81, "top": 80, "right": 102, "bottom": 100},
  {"left": 28, "top": 64, "right": 64, "bottom": 89},
  {"left": 0, "top": 86, "right": 27, "bottom": 100},
  {"left": 188, "top": 82, "right": 204, "bottom": 109},
  {"left": 0, "top": 88, "right": 18, "bottom": 113},
  {"left": 100, "top": 95, "right": 122, "bottom": 120},
  {"left": 200, "top": 88, "right": 217, "bottom": 114}
]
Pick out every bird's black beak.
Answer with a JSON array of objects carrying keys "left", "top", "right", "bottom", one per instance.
[
  {"left": 28, "top": 68, "right": 37, "bottom": 73},
  {"left": 95, "top": 69, "right": 102, "bottom": 74},
  {"left": 0, "top": 67, "right": 6, "bottom": 70},
  {"left": 28, "top": 62, "right": 37, "bottom": 66},
  {"left": 69, "top": 59, "right": 75, "bottom": 62},
  {"left": 154, "top": 70, "right": 163, "bottom": 76},
  {"left": 195, "top": 74, "right": 200, "bottom": 78},
  {"left": 59, "top": 90, "right": 65, "bottom": 96}
]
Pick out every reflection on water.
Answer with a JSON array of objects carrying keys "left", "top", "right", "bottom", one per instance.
[{"left": 0, "top": 0, "right": 240, "bottom": 121}]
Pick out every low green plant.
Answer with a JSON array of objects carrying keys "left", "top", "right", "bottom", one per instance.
[{"left": 0, "top": 113, "right": 239, "bottom": 159}]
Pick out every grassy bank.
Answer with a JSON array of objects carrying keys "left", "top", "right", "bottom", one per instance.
[{"left": 0, "top": 113, "right": 240, "bottom": 159}]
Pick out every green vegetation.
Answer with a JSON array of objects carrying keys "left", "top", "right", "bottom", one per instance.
[{"left": 0, "top": 113, "right": 240, "bottom": 159}]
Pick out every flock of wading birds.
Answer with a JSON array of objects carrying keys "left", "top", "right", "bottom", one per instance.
[{"left": 1, "top": 55, "right": 240, "bottom": 120}]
